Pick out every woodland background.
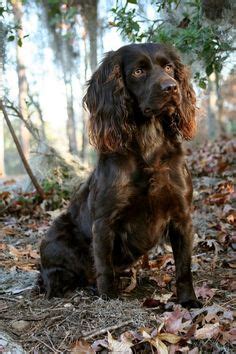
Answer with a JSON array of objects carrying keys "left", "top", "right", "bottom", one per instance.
[
  {"left": 0, "top": 1, "right": 235, "bottom": 353},
  {"left": 0, "top": 0, "right": 235, "bottom": 180}
]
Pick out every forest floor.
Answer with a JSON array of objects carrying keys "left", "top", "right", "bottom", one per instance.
[{"left": 0, "top": 138, "right": 235, "bottom": 353}]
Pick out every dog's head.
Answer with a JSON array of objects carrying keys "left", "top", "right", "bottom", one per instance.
[{"left": 83, "top": 43, "right": 196, "bottom": 153}]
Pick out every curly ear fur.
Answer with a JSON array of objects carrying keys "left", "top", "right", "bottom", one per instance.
[
  {"left": 83, "top": 51, "right": 133, "bottom": 153},
  {"left": 175, "top": 59, "right": 197, "bottom": 140}
]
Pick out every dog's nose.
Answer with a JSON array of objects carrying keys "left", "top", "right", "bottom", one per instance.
[{"left": 161, "top": 81, "right": 178, "bottom": 93}]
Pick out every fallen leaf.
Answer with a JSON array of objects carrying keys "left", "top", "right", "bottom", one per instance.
[
  {"left": 164, "top": 306, "right": 191, "bottom": 334},
  {"left": 226, "top": 212, "right": 236, "bottom": 224},
  {"left": 158, "top": 332, "right": 181, "bottom": 344},
  {"left": 220, "top": 327, "right": 236, "bottom": 344},
  {"left": 150, "top": 254, "right": 174, "bottom": 269},
  {"left": 123, "top": 267, "right": 137, "bottom": 293},
  {"left": 107, "top": 331, "right": 133, "bottom": 353},
  {"left": 154, "top": 293, "right": 173, "bottom": 304},
  {"left": 71, "top": 339, "right": 95, "bottom": 353},
  {"left": 91, "top": 338, "right": 108, "bottom": 351},
  {"left": 195, "top": 283, "right": 216, "bottom": 300},
  {"left": 2, "top": 227, "right": 16, "bottom": 236},
  {"left": 150, "top": 337, "right": 168, "bottom": 354},
  {"left": 195, "top": 323, "right": 220, "bottom": 340},
  {"left": 143, "top": 298, "right": 161, "bottom": 308},
  {"left": 0, "top": 243, "right": 6, "bottom": 250},
  {"left": 8, "top": 245, "right": 23, "bottom": 258}
]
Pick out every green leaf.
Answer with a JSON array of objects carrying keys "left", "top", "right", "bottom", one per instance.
[
  {"left": 199, "top": 79, "right": 207, "bottom": 89},
  {"left": 0, "top": 6, "right": 5, "bottom": 16},
  {"left": 132, "top": 22, "right": 140, "bottom": 32},
  {"left": 17, "top": 38, "right": 23, "bottom": 47},
  {"left": 8, "top": 35, "right": 15, "bottom": 42},
  {"left": 206, "top": 64, "right": 213, "bottom": 76},
  {"left": 127, "top": 0, "right": 137, "bottom": 4}
]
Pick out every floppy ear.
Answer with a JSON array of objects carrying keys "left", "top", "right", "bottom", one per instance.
[
  {"left": 83, "top": 51, "right": 133, "bottom": 153},
  {"left": 175, "top": 60, "right": 197, "bottom": 140}
]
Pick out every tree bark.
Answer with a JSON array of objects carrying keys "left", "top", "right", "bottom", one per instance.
[
  {"left": 215, "top": 73, "right": 226, "bottom": 135},
  {"left": 65, "top": 76, "right": 78, "bottom": 154},
  {"left": 0, "top": 114, "right": 4, "bottom": 176},
  {"left": 0, "top": 20, "right": 4, "bottom": 176},
  {"left": 207, "top": 74, "right": 219, "bottom": 139},
  {"left": 80, "top": 0, "right": 98, "bottom": 72},
  {"left": 11, "top": 0, "right": 30, "bottom": 160},
  {"left": 81, "top": 29, "right": 89, "bottom": 160}
]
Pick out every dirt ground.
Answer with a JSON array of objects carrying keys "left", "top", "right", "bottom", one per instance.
[{"left": 0, "top": 138, "right": 235, "bottom": 353}]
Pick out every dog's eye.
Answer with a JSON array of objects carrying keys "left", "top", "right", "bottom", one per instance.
[
  {"left": 133, "top": 68, "right": 145, "bottom": 77},
  {"left": 164, "top": 64, "right": 173, "bottom": 73}
]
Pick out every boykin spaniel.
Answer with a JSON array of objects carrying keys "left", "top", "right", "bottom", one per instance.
[{"left": 39, "top": 43, "right": 201, "bottom": 308}]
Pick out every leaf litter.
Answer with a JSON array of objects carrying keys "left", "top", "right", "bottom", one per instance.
[{"left": 0, "top": 138, "right": 235, "bottom": 352}]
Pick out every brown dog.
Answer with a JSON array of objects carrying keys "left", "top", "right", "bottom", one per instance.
[{"left": 39, "top": 43, "right": 201, "bottom": 308}]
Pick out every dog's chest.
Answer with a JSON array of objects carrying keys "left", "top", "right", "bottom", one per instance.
[{"left": 130, "top": 153, "right": 187, "bottom": 222}]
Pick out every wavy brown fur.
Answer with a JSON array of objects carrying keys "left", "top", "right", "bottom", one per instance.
[{"left": 39, "top": 43, "right": 201, "bottom": 309}]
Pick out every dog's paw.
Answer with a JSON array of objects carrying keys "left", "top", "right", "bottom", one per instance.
[{"left": 180, "top": 298, "right": 202, "bottom": 309}]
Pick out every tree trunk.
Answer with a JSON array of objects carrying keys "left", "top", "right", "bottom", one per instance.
[
  {"left": 0, "top": 20, "right": 5, "bottom": 176},
  {"left": 80, "top": 0, "right": 98, "bottom": 72},
  {"left": 207, "top": 74, "right": 219, "bottom": 139},
  {"left": 0, "top": 114, "right": 4, "bottom": 176},
  {"left": 11, "top": 0, "right": 30, "bottom": 160},
  {"left": 81, "top": 29, "right": 89, "bottom": 160},
  {"left": 65, "top": 77, "right": 78, "bottom": 155},
  {"left": 79, "top": 0, "right": 98, "bottom": 160},
  {"left": 61, "top": 38, "right": 78, "bottom": 155},
  {"left": 215, "top": 73, "right": 226, "bottom": 135}
]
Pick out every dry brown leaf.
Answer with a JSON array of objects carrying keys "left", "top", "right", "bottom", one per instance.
[
  {"left": 226, "top": 212, "right": 236, "bottom": 224},
  {"left": 158, "top": 332, "right": 181, "bottom": 344},
  {"left": 195, "top": 323, "right": 220, "bottom": 340},
  {"left": 150, "top": 254, "right": 174, "bottom": 269},
  {"left": 107, "top": 331, "right": 133, "bottom": 353},
  {"left": 8, "top": 244, "right": 39, "bottom": 260},
  {"left": 150, "top": 337, "right": 168, "bottom": 354},
  {"left": 164, "top": 306, "right": 191, "bottom": 334},
  {"left": 0, "top": 242, "right": 6, "bottom": 250},
  {"left": 154, "top": 293, "right": 173, "bottom": 304},
  {"left": 195, "top": 283, "right": 216, "bottom": 300},
  {"left": 123, "top": 267, "right": 137, "bottom": 293},
  {"left": 8, "top": 245, "right": 24, "bottom": 258},
  {"left": 2, "top": 227, "right": 17, "bottom": 236},
  {"left": 71, "top": 339, "right": 95, "bottom": 353},
  {"left": 26, "top": 245, "right": 39, "bottom": 259}
]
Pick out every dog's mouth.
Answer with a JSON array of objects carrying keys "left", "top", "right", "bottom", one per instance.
[
  {"left": 143, "top": 101, "right": 179, "bottom": 118},
  {"left": 142, "top": 92, "right": 182, "bottom": 118}
]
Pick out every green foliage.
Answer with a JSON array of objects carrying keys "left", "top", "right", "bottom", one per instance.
[
  {"left": 112, "top": 0, "right": 233, "bottom": 87},
  {"left": 0, "top": 5, "right": 5, "bottom": 16},
  {"left": 41, "top": 177, "right": 70, "bottom": 209},
  {"left": 1, "top": 2, "right": 29, "bottom": 47}
]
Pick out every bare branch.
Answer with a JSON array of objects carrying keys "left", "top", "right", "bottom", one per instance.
[
  {"left": 6, "top": 98, "right": 40, "bottom": 141},
  {"left": 0, "top": 99, "right": 45, "bottom": 200}
]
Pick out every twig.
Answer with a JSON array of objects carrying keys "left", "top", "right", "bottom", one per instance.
[
  {"left": 31, "top": 336, "right": 59, "bottom": 353},
  {"left": 82, "top": 319, "right": 133, "bottom": 340},
  {"left": 0, "top": 99, "right": 45, "bottom": 200},
  {"left": 0, "top": 296, "right": 21, "bottom": 302},
  {"left": 6, "top": 98, "right": 40, "bottom": 141}
]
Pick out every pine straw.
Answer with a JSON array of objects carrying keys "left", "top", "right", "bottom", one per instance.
[{"left": 0, "top": 290, "right": 152, "bottom": 352}]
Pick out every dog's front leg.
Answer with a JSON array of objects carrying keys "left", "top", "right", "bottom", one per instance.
[
  {"left": 92, "top": 218, "right": 116, "bottom": 297},
  {"left": 169, "top": 219, "right": 202, "bottom": 308}
]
